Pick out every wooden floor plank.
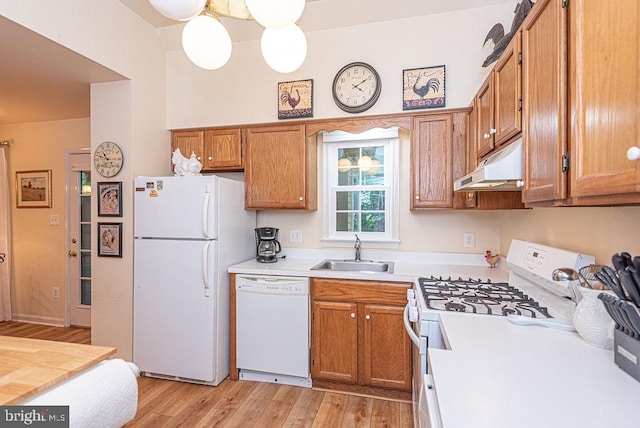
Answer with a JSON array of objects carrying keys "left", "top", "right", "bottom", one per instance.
[
  {"left": 341, "top": 395, "right": 374, "bottom": 428},
  {"left": 252, "top": 384, "right": 302, "bottom": 427},
  {"left": 281, "top": 387, "right": 325, "bottom": 428},
  {"left": 312, "top": 392, "right": 349, "bottom": 428},
  {"left": 2, "top": 322, "right": 415, "bottom": 427}
]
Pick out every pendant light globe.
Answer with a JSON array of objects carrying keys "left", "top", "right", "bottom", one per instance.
[
  {"left": 149, "top": 0, "right": 207, "bottom": 21},
  {"left": 246, "top": 0, "right": 305, "bottom": 28},
  {"left": 182, "top": 15, "right": 233, "bottom": 70},
  {"left": 260, "top": 24, "right": 307, "bottom": 73}
]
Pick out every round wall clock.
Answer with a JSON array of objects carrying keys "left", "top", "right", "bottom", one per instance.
[
  {"left": 94, "top": 141, "right": 124, "bottom": 178},
  {"left": 332, "top": 62, "right": 382, "bottom": 114}
]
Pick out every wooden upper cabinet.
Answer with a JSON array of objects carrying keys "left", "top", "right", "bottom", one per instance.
[
  {"left": 494, "top": 30, "right": 522, "bottom": 147},
  {"left": 203, "top": 128, "right": 243, "bottom": 171},
  {"left": 172, "top": 129, "right": 243, "bottom": 172},
  {"left": 411, "top": 113, "right": 454, "bottom": 209},
  {"left": 475, "top": 75, "right": 495, "bottom": 158},
  {"left": 521, "top": 0, "right": 568, "bottom": 205},
  {"left": 465, "top": 100, "right": 479, "bottom": 208},
  {"left": 569, "top": 0, "right": 640, "bottom": 202},
  {"left": 171, "top": 130, "right": 204, "bottom": 167},
  {"left": 244, "top": 124, "right": 317, "bottom": 210}
]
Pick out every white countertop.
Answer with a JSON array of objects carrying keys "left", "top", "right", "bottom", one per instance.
[
  {"left": 430, "top": 314, "right": 640, "bottom": 428},
  {"left": 228, "top": 248, "right": 509, "bottom": 283}
]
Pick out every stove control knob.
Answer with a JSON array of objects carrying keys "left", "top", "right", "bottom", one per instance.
[
  {"left": 407, "top": 289, "right": 415, "bottom": 300},
  {"left": 409, "top": 307, "right": 419, "bottom": 322}
]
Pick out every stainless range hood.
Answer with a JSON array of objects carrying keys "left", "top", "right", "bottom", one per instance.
[{"left": 454, "top": 138, "right": 523, "bottom": 191}]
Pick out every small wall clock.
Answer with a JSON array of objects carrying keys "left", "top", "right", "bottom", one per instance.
[
  {"left": 332, "top": 62, "right": 382, "bottom": 114},
  {"left": 94, "top": 141, "right": 124, "bottom": 178}
]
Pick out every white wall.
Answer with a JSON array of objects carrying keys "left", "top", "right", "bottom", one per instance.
[
  {"left": 0, "top": 0, "right": 168, "bottom": 359},
  {"left": 164, "top": 4, "right": 514, "bottom": 128},
  {"left": 0, "top": 118, "right": 90, "bottom": 324}
]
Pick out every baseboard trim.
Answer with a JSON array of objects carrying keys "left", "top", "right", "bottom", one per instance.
[{"left": 12, "top": 314, "right": 65, "bottom": 327}]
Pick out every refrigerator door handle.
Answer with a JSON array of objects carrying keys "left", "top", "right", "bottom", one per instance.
[
  {"left": 202, "top": 190, "right": 212, "bottom": 239},
  {"left": 202, "top": 241, "right": 211, "bottom": 297}
]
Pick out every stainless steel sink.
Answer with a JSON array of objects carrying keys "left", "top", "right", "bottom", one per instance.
[{"left": 310, "top": 259, "right": 394, "bottom": 274}]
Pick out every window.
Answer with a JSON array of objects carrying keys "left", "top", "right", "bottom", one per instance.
[{"left": 321, "top": 128, "right": 399, "bottom": 246}]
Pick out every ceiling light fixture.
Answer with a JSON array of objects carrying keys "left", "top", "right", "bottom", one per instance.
[{"left": 149, "top": 0, "right": 307, "bottom": 73}]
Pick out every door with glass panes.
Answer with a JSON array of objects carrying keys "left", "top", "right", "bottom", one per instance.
[{"left": 68, "top": 153, "right": 91, "bottom": 327}]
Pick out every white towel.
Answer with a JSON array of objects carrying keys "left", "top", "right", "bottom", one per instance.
[{"left": 24, "top": 358, "right": 139, "bottom": 428}]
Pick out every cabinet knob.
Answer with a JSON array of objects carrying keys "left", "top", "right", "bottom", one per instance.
[
  {"left": 208, "top": 156, "right": 213, "bottom": 161},
  {"left": 365, "top": 314, "right": 371, "bottom": 320},
  {"left": 490, "top": 128, "right": 497, "bottom": 134},
  {"left": 484, "top": 133, "right": 491, "bottom": 139},
  {"left": 415, "top": 195, "right": 419, "bottom": 200},
  {"left": 350, "top": 313, "right": 355, "bottom": 318},
  {"left": 627, "top": 146, "right": 640, "bottom": 161},
  {"left": 516, "top": 180, "right": 525, "bottom": 188},
  {"left": 197, "top": 156, "right": 202, "bottom": 161},
  {"left": 299, "top": 197, "right": 304, "bottom": 201}
]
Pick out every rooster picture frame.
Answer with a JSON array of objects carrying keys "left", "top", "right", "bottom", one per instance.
[
  {"left": 278, "top": 79, "right": 313, "bottom": 119},
  {"left": 402, "top": 65, "right": 446, "bottom": 110}
]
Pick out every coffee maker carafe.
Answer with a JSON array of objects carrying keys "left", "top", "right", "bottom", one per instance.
[{"left": 255, "top": 227, "right": 282, "bottom": 263}]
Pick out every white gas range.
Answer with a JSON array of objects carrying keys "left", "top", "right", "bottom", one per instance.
[{"left": 403, "top": 239, "right": 596, "bottom": 428}]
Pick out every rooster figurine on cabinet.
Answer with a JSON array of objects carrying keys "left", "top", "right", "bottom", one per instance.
[
  {"left": 172, "top": 148, "right": 202, "bottom": 177},
  {"left": 485, "top": 250, "right": 500, "bottom": 268}
]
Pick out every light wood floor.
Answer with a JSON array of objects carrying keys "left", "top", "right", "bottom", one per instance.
[{"left": 0, "top": 321, "right": 413, "bottom": 427}]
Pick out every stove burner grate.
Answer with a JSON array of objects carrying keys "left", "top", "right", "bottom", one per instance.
[{"left": 418, "top": 276, "right": 551, "bottom": 318}]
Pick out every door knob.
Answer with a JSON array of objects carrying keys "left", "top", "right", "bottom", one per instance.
[
  {"left": 627, "top": 146, "right": 640, "bottom": 161},
  {"left": 68, "top": 250, "right": 77, "bottom": 257}
]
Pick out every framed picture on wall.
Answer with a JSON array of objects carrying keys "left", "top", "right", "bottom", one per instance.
[
  {"left": 16, "top": 170, "right": 52, "bottom": 208},
  {"left": 97, "top": 182, "right": 122, "bottom": 217},
  {"left": 97, "top": 222, "right": 122, "bottom": 257},
  {"left": 278, "top": 79, "right": 313, "bottom": 119},
  {"left": 402, "top": 65, "right": 446, "bottom": 110}
]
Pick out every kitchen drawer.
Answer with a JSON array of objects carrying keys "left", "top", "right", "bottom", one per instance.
[{"left": 312, "top": 278, "right": 410, "bottom": 305}]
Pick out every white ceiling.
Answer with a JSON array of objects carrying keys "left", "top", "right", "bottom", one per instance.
[{"left": 0, "top": 0, "right": 510, "bottom": 126}]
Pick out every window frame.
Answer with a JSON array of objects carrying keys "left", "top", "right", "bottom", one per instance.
[{"left": 321, "top": 127, "right": 400, "bottom": 248}]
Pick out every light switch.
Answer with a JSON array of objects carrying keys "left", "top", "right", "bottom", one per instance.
[{"left": 50, "top": 214, "right": 59, "bottom": 226}]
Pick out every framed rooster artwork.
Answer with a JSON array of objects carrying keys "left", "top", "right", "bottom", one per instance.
[
  {"left": 278, "top": 79, "right": 313, "bottom": 119},
  {"left": 402, "top": 65, "right": 446, "bottom": 110}
]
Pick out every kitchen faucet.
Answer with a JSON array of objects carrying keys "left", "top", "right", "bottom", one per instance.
[{"left": 354, "top": 234, "right": 361, "bottom": 261}]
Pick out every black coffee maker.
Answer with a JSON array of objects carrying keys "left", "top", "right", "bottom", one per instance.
[{"left": 255, "top": 227, "right": 282, "bottom": 263}]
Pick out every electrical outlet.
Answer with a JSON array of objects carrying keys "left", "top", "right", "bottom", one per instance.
[
  {"left": 289, "top": 230, "right": 303, "bottom": 243},
  {"left": 464, "top": 232, "right": 476, "bottom": 248},
  {"left": 52, "top": 287, "right": 60, "bottom": 299},
  {"left": 49, "top": 214, "right": 59, "bottom": 226}
]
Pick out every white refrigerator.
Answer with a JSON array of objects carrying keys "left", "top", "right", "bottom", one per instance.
[{"left": 133, "top": 175, "right": 255, "bottom": 385}]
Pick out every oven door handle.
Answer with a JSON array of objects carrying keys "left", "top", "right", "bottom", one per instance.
[{"left": 403, "top": 304, "right": 427, "bottom": 353}]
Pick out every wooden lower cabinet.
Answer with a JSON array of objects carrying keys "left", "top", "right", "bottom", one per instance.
[{"left": 311, "top": 278, "right": 411, "bottom": 399}]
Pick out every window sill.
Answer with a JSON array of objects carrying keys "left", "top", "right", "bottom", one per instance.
[{"left": 320, "top": 238, "right": 400, "bottom": 250}]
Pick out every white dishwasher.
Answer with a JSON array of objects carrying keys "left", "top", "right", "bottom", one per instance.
[{"left": 235, "top": 274, "right": 311, "bottom": 387}]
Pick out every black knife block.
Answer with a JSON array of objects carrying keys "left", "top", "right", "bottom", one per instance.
[{"left": 614, "top": 329, "right": 640, "bottom": 382}]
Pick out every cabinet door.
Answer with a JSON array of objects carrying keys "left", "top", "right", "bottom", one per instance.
[
  {"left": 411, "top": 114, "right": 453, "bottom": 209},
  {"left": 362, "top": 304, "right": 411, "bottom": 391},
  {"left": 522, "top": 0, "right": 568, "bottom": 204},
  {"left": 569, "top": 0, "right": 640, "bottom": 200},
  {"left": 245, "top": 124, "right": 316, "bottom": 209},
  {"left": 311, "top": 300, "right": 358, "bottom": 383},
  {"left": 171, "top": 131, "right": 204, "bottom": 170},
  {"left": 465, "top": 100, "right": 479, "bottom": 208},
  {"left": 494, "top": 31, "right": 522, "bottom": 147},
  {"left": 476, "top": 74, "right": 495, "bottom": 158},
  {"left": 203, "top": 129, "right": 243, "bottom": 171}
]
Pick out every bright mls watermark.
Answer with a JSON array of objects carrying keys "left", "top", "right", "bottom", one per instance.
[{"left": 0, "top": 406, "right": 69, "bottom": 427}]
